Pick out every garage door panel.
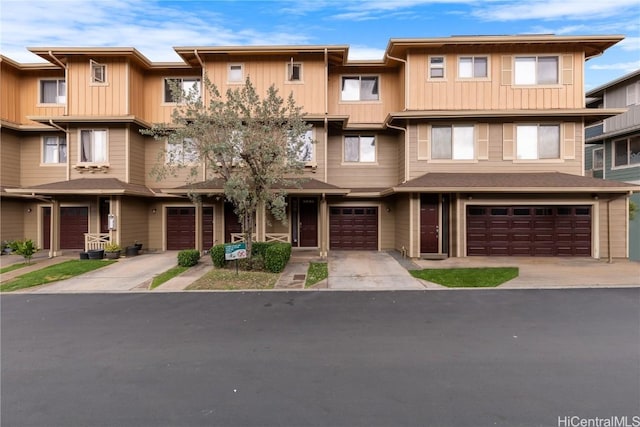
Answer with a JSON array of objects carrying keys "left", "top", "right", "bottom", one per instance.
[
  {"left": 330, "top": 207, "right": 378, "bottom": 250},
  {"left": 60, "top": 207, "right": 88, "bottom": 249},
  {"left": 167, "top": 207, "right": 195, "bottom": 250}
]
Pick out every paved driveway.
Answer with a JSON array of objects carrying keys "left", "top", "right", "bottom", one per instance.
[{"left": 327, "top": 251, "right": 424, "bottom": 289}]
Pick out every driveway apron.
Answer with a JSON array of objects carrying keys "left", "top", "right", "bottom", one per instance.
[{"left": 328, "top": 251, "right": 424, "bottom": 290}]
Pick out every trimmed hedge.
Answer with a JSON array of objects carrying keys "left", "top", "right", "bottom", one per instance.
[
  {"left": 264, "top": 242, "right": 292, "bottom": 273},
  {"left": 210, "top": 244, "right": 226, "bottom": 268},
  {"left": 251, "top": 242, "right": 271, "bottom": 258},
  {"left": 177, "top": 249, "right": 200, "bottom": 267},
  {"left": 211, "top": 241, "right": 292, "bottom": 273}
]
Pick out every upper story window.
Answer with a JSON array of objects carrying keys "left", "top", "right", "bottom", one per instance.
[
  {"left": 429, "top": 56, "right": 445, "bottom": 79},
  {"left": 514, "top": 56, "right": 558, "bottom": 85},
  {"left": 42, "top": 136, "right": 67, "bottom": 164},
  {"left": 90, "top": 60, "right": 106, "bottom": 84},
  {"left": 164, "top": 77, "right": 201, "bottom": 103},
  {"left": 166, "top": 138, "right": 198, "bottom": 165},
  {"left": 626, "top": 82, "right": 639, "bottom": 106},
  {"left": 228, "top": 64, "right": 244, "bottom": 83},
  {"left": 613, "top": 136, "right": 640, "bottom": 168},
  {"left": 287, "top": 62, "right": 302, "bottom": 82},
  {"left": 592, "top": 147, "right": 603, "bottom": 171},
  {"left": 341, "top": 76, "right": 379, "bottom": 101},
  {"left": 40, "top": 79, "right": 66, "bottom": 104},
  {"left": 79, "top": 129, "right": 108, "bottom": 163},
  {"left": 344, "top": 135, "right": 376, "bottom": 163},
  {"left": 516, "top": 124, "right": 560, "bottom": 160},
  {"left": 458, "top": 56, "right": 488, "bottom": 79},
  {"left": 431, "top": 125, "right": 475, "bottom": 160},
  {"left": 296, "top": 130, "right": 314, "bottom": 163}
]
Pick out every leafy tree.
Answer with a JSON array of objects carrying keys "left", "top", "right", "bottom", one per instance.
[{"left": 142, "top": 76, "right": 311, "bottom": 256}]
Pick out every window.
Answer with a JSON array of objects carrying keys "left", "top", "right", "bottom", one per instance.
[
  {"left": 613, "top": 136, "right": 640, "bottom": 167},
  {"left": 79, "top": 130, "right": 107, "bottom": 163},
  {"left": 429, "top": 56, "right": 445, "bottom": 79},
  {"left": 164, "top": 78, "right": 200, "bottom": 103},
  {"left": 228, "top": 64, "right": 243, "bottom": 83},
  {"left": 166, "top": 138, "right": 198, "bottom": 165},
  {"left": 626, "top": 83, "right": 639, "bottom": 106},
  {"left": 341, "top": 76, "right": 379, "bottom": 101},
  {"left": 344, "top": 136, "right": 375, "bottom": 162},
  {"left": 516, "top": 124, "right": 560, "bottom": 160},
  {"left": 514, "top": 56, "right": 559, "bottom": 85},
  {"left": 287, "top": 62, "right": 302, "bottom": 82},
  {"left": 458, "top": 56, "right": 487, "bottom": 78},
  {"left": 431, "top": 125, "right": 475, "bottom": 160},
  {"left": 592, "top": 148, "right": 603, "bottom": 170},
  {"left": 90, "top": 60, "right": 106, "bottom": 84},
  {"left": 40, "top": 79, "right": 66, "bottom": 104},
  {"left": 296, "top": 130, "right": 314, "bottom": 162},
  {"left": 42, "top": 136, "right": 67, "bottom": 164}
]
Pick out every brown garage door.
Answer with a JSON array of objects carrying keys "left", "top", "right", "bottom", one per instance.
[
  {"left": 60, "top": 207, "right": 89, "bottom": 249},
  {"left": 330, "top": 207, "right": 378, "bottom": 250},
  {"left": 167, "top": 207, "right": 195, "bottom": 250},
  {"left": 467, "top": 206, "right": 591, "bottom": 256}
]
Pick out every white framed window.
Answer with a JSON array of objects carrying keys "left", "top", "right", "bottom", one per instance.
[
  {"left": 341, "top": 76, "right": 379, "bottom": 101},
  {"left": 295, "top": 129, "right": 314, "bottom": 163},
  {"left": 79, "top": 129, "right": 108, "bottom": 163},
  {"left": 613, "top": 136, "right": 640, "bottom": 168},
  {"left": 514, "top": 56, "right": 559, "bottom": 85},
  {"left": 344, "top": 135, "right": 376, "bottom": 163},
  {"left": 429, "top": 56, "right": 445, "bottom": 79},
  {"left": 592, "top": 147, "right": 604, "bottom": 171},
  {"left": 626, "top": 82, "right": 639, "bottom": 106},
  {"left": 286, "top": 62, "right": 302, "bottom": 82},
  {"left": 228, "top": 64, "right": 244, "bottom": 83},
  {"left": 431, "top": 125, "right": 475, "bottom": 160},
  {"left": 90, "top": 60, "right": 106, "bottom": 84},
  {"left": 166, "top": 138, "right": 198, "bottom": 165},
  {"left": 163, "top": 77, "right": 201, "bottom": 103},
  {"left": 516, "top": 124, "right": 560, "bottom": 160},
  {"left": 458, "top": 56, "right": 488, "bottom": 79},
  {"left": 39, "top": 79, "right": 66, "bottom": 104},
  {"left": 42, "top": 136, "right": 67, "bottom": 164}
]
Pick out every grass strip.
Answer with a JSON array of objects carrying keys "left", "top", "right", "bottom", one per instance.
[
  {"left": 187, "top": 268, "right": 277, "bottom": 290},
  {"left": 0, "top": 262, "right": 29, "bottom": 275},
  {"left": 305, "top": 262, "right": 328, "bottom": 288},
  {"left": 0, "top": 260, "right": 116, "bottom": 293},
  {"left": 150, "top": 265, "right": 189, "bottom": 289},
  {"left": 410, "top": 267, "right": 518, "bottom": 288}
]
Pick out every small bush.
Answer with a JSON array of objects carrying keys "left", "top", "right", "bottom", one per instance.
[
  {"left": 177, "top": 249, "right": 200, "bottom": 267},
  {"left": 237, "top": 254, "right": 265, "bottom": 271},
  {"left": 8, "top": 239, "right": 38, "bottom": 264},
  {"left": 210, "top": 244, "right": 226, "bottom": 268},
  {"left": 104, "top": 242, "right": 121, "bottom": 252},
  {"left": 264, "top": 243, "right": 292, "bottom": 273},
  {"left": 251, "top": 242, "right": 272, "bottom": 258}
]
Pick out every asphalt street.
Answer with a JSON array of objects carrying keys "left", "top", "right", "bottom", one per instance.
[{"left": 2, "top": 289, "right": 639, "bottom": 427}]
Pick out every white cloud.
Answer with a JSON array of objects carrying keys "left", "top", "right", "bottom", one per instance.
[
  {"left": 472, "top": 0, "right": 640, "bottom": 21},
  {"left": 618, "top": 37, "right": 640, "bottom": 51},
  {"left": 589, "top": 61, "right": 640, "bottom": 73}
]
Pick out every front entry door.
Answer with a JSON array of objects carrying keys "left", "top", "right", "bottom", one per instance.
[
  {"left": 42, "top": 207, "right": 51, "bottom": 250},
  {"left": 299, "top": 198, "right": 318, "bottom": 247},
  {"left": 420, "top": 194, "right": 439, "bottom": 253}
]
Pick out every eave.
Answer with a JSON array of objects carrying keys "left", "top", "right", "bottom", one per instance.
[{"left": 27, "top": 115, "right": 152, "bottom": 128}]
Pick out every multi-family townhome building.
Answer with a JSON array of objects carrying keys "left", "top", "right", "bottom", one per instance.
[
  {"left": 585, "top": 69, "right": 640, "bottom": 260},
  {"left": 2, "top": 35, "right": 638, "bottom": 260}
]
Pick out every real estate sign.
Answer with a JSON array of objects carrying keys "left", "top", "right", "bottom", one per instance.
[{"left": 224, "top": 242, "right": 247, "bottom": 260}]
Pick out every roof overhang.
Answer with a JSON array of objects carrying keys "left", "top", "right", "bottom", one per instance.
[
  {"left": 27, "top": 115, "right": 152, "bottom": 128},
  {"left": 5, "top": 178, "right": 156, "bottom": 197},
  {"left": 27, "top": 47, "right": 156, "bottom": 68},
  {"left": 161, "top": 178, "right": 350, "bottom": 196}
]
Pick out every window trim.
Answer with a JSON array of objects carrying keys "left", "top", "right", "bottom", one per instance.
[
  {"left": 514, "top": 123, "right": 562, "bottom": 162},
  {"left": 38, "top": 78, "right": 66, "bottom": 105},
  {"left": 89, "top": 60, "right": 107, "bottom": 85},
  {"left": 339, "top": 75, "right": 381, "bottom": 103},
  {"left": 165, "top": 138, "right": 199, "bottom": 165},
  {"left": 428, "top": 56, "right": 446, "bottom": 80},
  {"left": 41, "top": 135, "right": 67, "bottom": 166},
  {"left": 162, "top": 76, "right": 201, "bottom": 104},
  {"left": 227, "top": 63, "right": 244, "bottom": 84},
  {"left": 626, "top": 82, "right": 639, "bottom": 106},
  {"left": 513, "top": 55, "right": 560, "bottom": 86},
  {"left": 592, "top": 147, "right": 604, "bottom": 171},
  {"left": 342, "top": 135, "right": 377, "bottom": 164},
  {"left": 285, "top": 61, "right": 303, "bottom": 84},
  {"left": 612, "top": 136, "right": 640, "bottom": 170},
  {"left": 296, "top": 128, "right": 316, "bottom": 166},
  {"left": 77, "top": 128, "right": 109, "bottom": 165},
  {"left": 429, "top": 124, "right": 477, "bottom": 162},
  {"left": 457, "top": 55, "right": 489, "bottom": 80}
]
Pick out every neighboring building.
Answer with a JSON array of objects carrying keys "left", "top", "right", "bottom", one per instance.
[
  {"left": 1, "top": 35, "right": 638, "bottom": 260},
  {"left": 585, "top": 69, "right": 640, "bottom": 260}
]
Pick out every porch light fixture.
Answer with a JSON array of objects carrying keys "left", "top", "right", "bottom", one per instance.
[
  {"left": 152, "top": 208, "right": 157, "bottom": 214},
  {"left": 26, "top": 208, "right": 32, "bottom": 213}
]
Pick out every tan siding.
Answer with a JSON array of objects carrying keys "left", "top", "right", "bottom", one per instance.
[
  {"left": 19, "top": 71, "right": 65, "bottom": 125},
  {"left": 128, "top": 126, "right": 146, "bottom": 185},
  {"left": 144, "top": 135, "right": 198, "bottom": 188},
  {"left": 394, "top": 194, "right": 410, "bottom": 253},
  {"left": 599, "top": 197, "right": 627, "bottom": 259},
  {"left": 301, "top": 125, "right": 326, "bottom": 182},
  {"left": 147, "top": 200, "right": 164, "bottom": 251},
  {"left": 20, "top": 134, "right": 67, "bottom": 186},
  {"left": 326, "top": 133, "right": 399, "bottom": 188},
  {"left": 129, "top": 62, "right": 145, "bottom": 118},
  {"left": 67, "top": 57, "right": 128, "bottom": 116},
  {"left": 119, "top": 197, "right": 149, "bottom": 249},
  {"left": 143, "top": 69, "right": 201, "bottom": 124},
  {"left": 68, "top": 127, "right": 127, "bottom": 181},
  {"left": 1, "top": 130, "right": 22, "bottom": 187},
  {"left": 0, "top": 199, "right": 25, "bottom": 243},
  {"left": 1, "top": 63, "right": 21, "bottom": 123},
  {"left": 380, "top": 199, "right": 395, "bottom": 250}
]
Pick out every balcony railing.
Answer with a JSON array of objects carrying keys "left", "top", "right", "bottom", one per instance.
[
  {"left": 84, "top": 233, "right": 110, "bottom": 251},
  {"left": 230, "top": 233, "right": 290, "bottom": 243}
]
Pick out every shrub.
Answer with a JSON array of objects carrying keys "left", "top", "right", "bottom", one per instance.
[
  {"left": 177, "top": 249, "right": 200, "bottom": 267},
  {"left": 237, "top": 254, "right": 265, "bottom": 271},
  {"left": 210, "top": 244, "right": 226, "bottom": 268},
  {"left": 251, "top": 241, "right": 272, "bottom": 258},
  {"left": 8, "top": 239, "right": 38, "bottom": 264},
  {"left": 264, "top": 242, "right": 292, "bottom": 273},
  {"left": 104, "top": 242, "right": 121, "bottom": 252}
]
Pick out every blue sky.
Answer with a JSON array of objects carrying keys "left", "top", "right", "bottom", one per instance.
[{"left": 1, "top": 0, "right": 639, "bottom": 90}]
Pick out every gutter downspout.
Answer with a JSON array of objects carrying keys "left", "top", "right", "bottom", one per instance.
[
  {"left": 194, "top": 49, "right": 207, "bottom": 182},
  {"left": 49, "top": 120, "right": 71, "bottom": 181},
  {"left": 48, "top": 51, "right": 67, "bottom": 116},
  {"left": 386, "top": 121, "right": 409, "bottom": 183},
  {"left": 324, "top": 48, "right": 329, "bottom": 184},
  {"left": 607, "top": 198, "right": 612, "bottom": 263},
  {"left": 386, "top": 53, "right": 408, "bottom": 110}
]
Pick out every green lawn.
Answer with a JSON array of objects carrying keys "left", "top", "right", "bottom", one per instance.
[
  {"left": 187, "top": 268, "right": 278, "bottom": 290},
  {"left": 0, "top": 260, "right": 116, "bottom": 293},
  {"left": 410, "top": 267, "right": 518, "bottom": 288},
  {"left": 0, "top": 262, "right": 29, "bottom": 275},
  {"left": 305, "top": 262, "right": 328, "bottom": 287},
  {"left": 150, "top": 265, "right": 189, "bottom": 289}
]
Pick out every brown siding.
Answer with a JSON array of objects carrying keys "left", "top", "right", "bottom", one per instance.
[
  {"left": 20, "top": 133, "right": 67, "bottom": 186},
  {"left": 394, "top": 194, "right": 411, "bottom": 253},
  {"left": 1, "top": 63, "right": 21, "bottom": 123},
  {"left": 143, "top": 69, "right": 201, "bottom": 124},
  {"left": 119, "top": 196, "right": 149, "bottom": 249},
  {"left": 67, "top": 127, "right": 127, "bottom": 181},
  {"left": 1, "top": 130, "right": 21, "bottom": 187},
  {"left": 67, "top": 57, "right": 129, "bottom": 116},
  {"left": 128, "top": 125, "right": 146, "bottom": 185},
  {"left": 380, "top": 199, "right": 395, "bottom": 250},
  {"left": 144, "top": 135, "right": 199, "bottom": 188},
  {"left": 20, "top": 70, "right": 66, "bottom": 125},
  {"left": 599, "top": 196, "right": 628, "bottom": 259},
  {"left": 0, "top": 199, "right": 25, "bottom": 243},
  {"left": 129, "top": 62, "right": 145, "bottom": 119}
]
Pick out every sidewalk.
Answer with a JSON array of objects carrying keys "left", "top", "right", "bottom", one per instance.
[{"left": 153, "top": 255, "right": 213, "bottom": 291}]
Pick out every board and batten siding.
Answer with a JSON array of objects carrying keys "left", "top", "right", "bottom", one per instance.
[
  {"left": 2, "top": 131, "right": 21, "bottom": 187},
  {"left": 19, "top": 134, "right": 66, "bottom": 186},
  {"left": 128, "top": 126, "right": 147, "bottom": 185},
  {"left": 129, "top": 62, "right": 146, "bottom": 119},
  {"left": 1, "top": 63, "right": 21, "bottom": 123},
  {"left": 406, "top": 49, "right": 583, "bottom": 111},
  {"left": 142, "top": 69, "right": 201, "bottom": 125},
  {"left": 66, "top": 57, "right": 129, "bottom": 116},
  {"left": 407, "top": 121, "right": 584, "bottom": 181},
  {"left": 598, "top": 196, "right": 628, "bottom": 259},
  {"left": 19, "top": 71, "right": 65, "bottom": 125}
]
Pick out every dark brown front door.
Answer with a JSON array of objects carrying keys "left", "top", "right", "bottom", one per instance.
[
  {"left": 42, "top": 207, "right": 51, "bottom": 250},
  {"left": 330, "top": 207, "right": 378, "bottom": 250},
  {"left": 420, "top": 194, "right": 439, "bottom": 253},
  {"left": 166, "top": 207, "right": 195, "bottom": 250},
  {"left": 202, "top": 207, "right": 214, "bottom": 250},
  {"left": 299, "top": 198, "right": 318, "bottom": 247},
  {"left": 60, "top": 207, "right": 88, "bottom": 249},
  {"left": 99, "top": 198, "right": 110, "bottom": 233},
  {"left": 224, "top": 202, "right": 242, "bottom": 243}
]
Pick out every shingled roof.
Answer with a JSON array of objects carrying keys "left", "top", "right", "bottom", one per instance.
[
  {"left": 4, "top": 178, "right": 156, "bottom": 197},
  {"left": 161, "top": 178, "right": 349, "bottom": 195}
]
